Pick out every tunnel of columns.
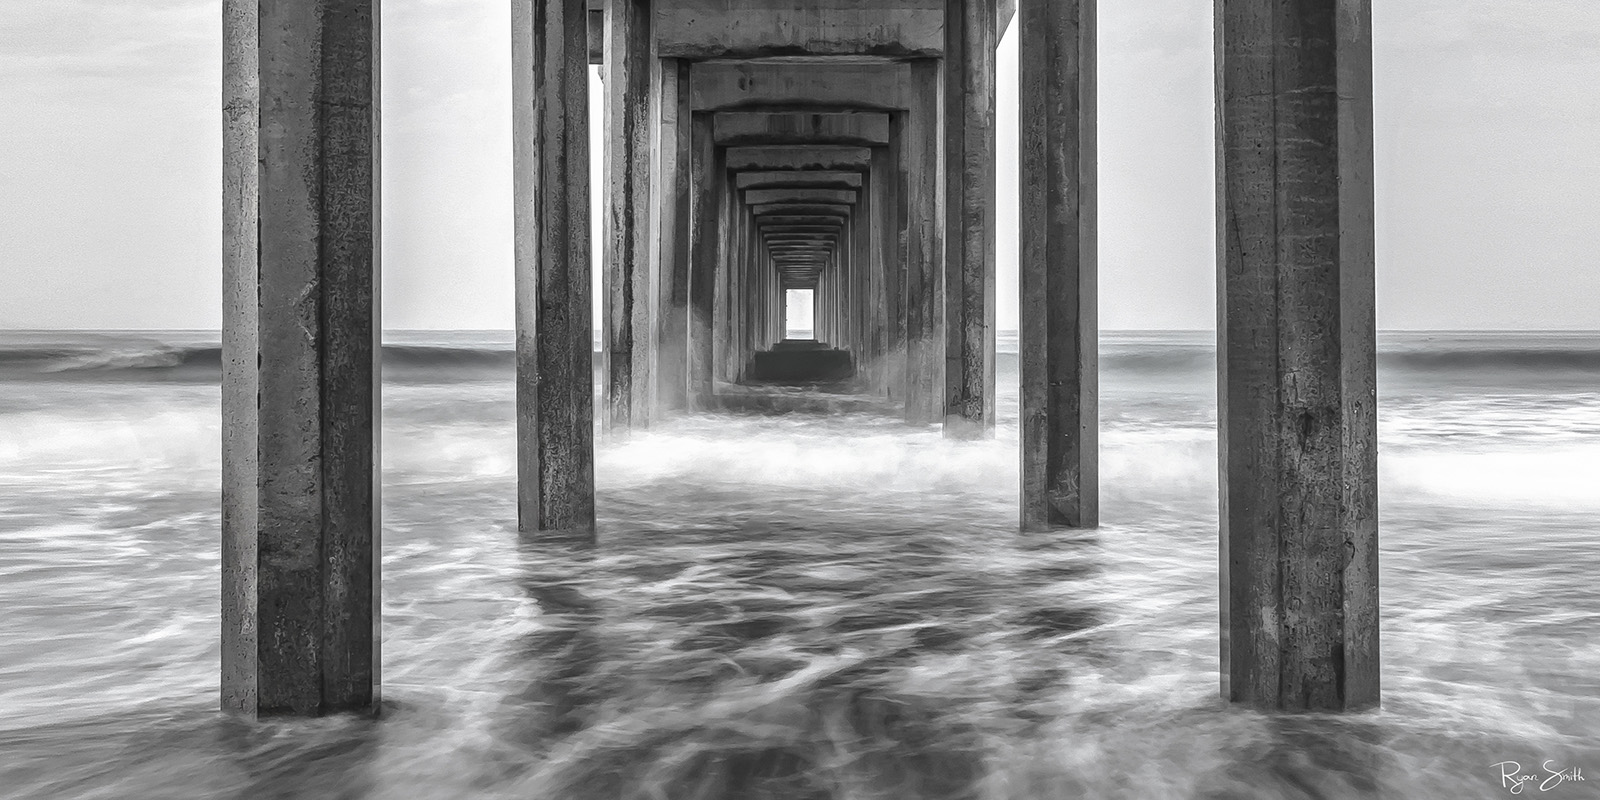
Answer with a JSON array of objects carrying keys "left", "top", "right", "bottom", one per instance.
[{"left": 221, "top": 0, "right": 1377, "bottom": 717}]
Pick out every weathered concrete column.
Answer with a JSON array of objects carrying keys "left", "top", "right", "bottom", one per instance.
[
  {"left": 712, "top": 160, "right": 733, "bottom": 384},
  {"left": 688, "top": 113, "right": 722, "bottom": 408},
  {"left": 222, "top": 0, "right": 380, "bottom": 716},
  {"left": 602, "top": 0, "right": 653, "bottom": 433},
  {"left": 655, "top": 59, "right": 692, "bottom": 412},
  {"left": 902, "top": 59, "right": 944, "bottom": 423},
  {"left": 868, "top": 151, "right": 895, "bottom": 397},
  {"left": 722, "top": 175, "right": 744, "bottom": 382},
  {"left": 944, "top": 0, "right": 999, "bottom": 438},
  {"left": 742, "top": 203, "right": 760, "bottom": 377},
  {"left": 851, "top": 184, "right": 872, "bottom": 373},
  {"left": 1019, "top": 0, "right": 1097, "bottom": 530},
  {"left": 837, "top": 217, "right": 853, "bottom": 351},
  {"left": 513, "top": 0, "right": 594, "bottom": 535},
  {"left": 1217, "top": 0, "right": 1378, "bottom": 711},
  {"left": 885, "top": 114, "right": 909, "bottom": 403}
]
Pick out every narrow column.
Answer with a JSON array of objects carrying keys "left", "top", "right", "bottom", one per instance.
[
  {"left": 688, "top": 113, "right": 721, "bottom": 409},
  {"left": 655, "top": 59, "right": 692, "bottom": 412},
  {"left": 849, "top": 189, "right": 867, "bottom": 368},
  {"left": 902, "top": 60, "right": 944, "bottom": 423},
  {"left": 742, "top": 205, "right": 759, "bottom": 378},
  {"left": 885, "top": 114, "right": 909, "bottom": 403},
  {"left": 837, "top": 217, "right": 854, "bottom": 352},
  {"left": 513, "top": 0, "right": 594, "bottom": 535},
  {"left": 1217, "top": 0, "right": 1378, "bottom": 711},
  {"left": 222, "top": 0, "right": 380, "bottom": 716},
  {"left": 868, "top": 151, "right": 895, "bottom": 397},
  {"left": 602, "top": 0, "right": 653, "bottom": 433},
  {"left": 1019, "top": 0, "right": 1097, "bottom": 530},
  {"left": 944, "top": 0, "right": 998, "bottom": 438},
  {"left": 725, "top": 173, "right": 743, "bottom": 382}
]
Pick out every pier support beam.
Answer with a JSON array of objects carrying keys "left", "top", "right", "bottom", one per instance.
[
  {"left": 603, "top": 0, "right": 653, "bottom": 433},
  {"left": 688, "top": 113, "right": 723, "bottom": 409},
  {"left": 1217, "top": 0, "right": 1378, "bottom": 711},
  {"left": 655, "top": 59, "right": 692, "bottom": 413},
  {"left": 871, "top": 144, "right": 900, "bottom": 398},
  {"left": 902, "top": 60, "right": 943, "bottom": 423},
  {"left": 222, "top": 0, "right": 380, "bottom": 716},
  {"left": 513, "top": 0, "right": 595, "bottom": 536},
  {"left": 1019, "top": 0, "right": 1097, "bottom": 530},
  {"left": 944, "top": 0, "right": 998, "bottom": 438}
]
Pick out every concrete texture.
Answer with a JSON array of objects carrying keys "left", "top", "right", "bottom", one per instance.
[
  {"left": 1019, "top": 0, "right": 1097, "bottom": 530},
  {"left": 655, "top": 58, "right": 693, "bottom": 413},
  {"left": 1216, "top": 0, "right": 1378, "bottom": 711},
  {"left": 901, "top": 59, "right": 943, "bottom": 424},
  {"left": 513, "top": 0, "right": 595, "bottom": 537},
  {"left": 655, "top": 0, "right": 943, "bottom": 59},
  {"left": 222, "top": 0, "right": 380, "bottom": 716},
  {"left": 943, "top": 0, "right": 998, "bottom": 439},
  {"left": 604, "top": 0, "right": 655, "bottom": 434}
]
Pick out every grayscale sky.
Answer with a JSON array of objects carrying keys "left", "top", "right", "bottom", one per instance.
[{"left": 1, "top": 1, "right": 1597, "bottom": 330}]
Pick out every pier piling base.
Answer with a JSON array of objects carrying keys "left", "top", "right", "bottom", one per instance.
[
  {"left": 222, "top": 0, "right": 381, "bottom": 716},
  {"left": 1216, "top": 0, "right": 1379, "bottom": 711}
]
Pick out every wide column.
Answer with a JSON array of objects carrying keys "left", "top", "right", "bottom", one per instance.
[
  {"left": 513, "top": 0, "right": 594, "bottom": 536},
  {"left": 602, "top": 0, "right": 653, "bottom": 433},
  {"left": 222, "top": 0, "right": 380, "bottom": 716},
  {"left": 1217, "top": 0, "right": 1378, "bottom": 711},
  {"left": 943, "top": 0, "right": 998, "bottom": 438},
  {"left": 1019, "top": 0, "right": 1097, "bottom": 530},
  {"left": 902, "top": 60, "right": 943, "bottom": 423}
]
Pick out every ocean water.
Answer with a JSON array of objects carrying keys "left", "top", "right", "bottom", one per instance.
[{"left": 0, "top": 329, "right": 1596, "bottom": 799}]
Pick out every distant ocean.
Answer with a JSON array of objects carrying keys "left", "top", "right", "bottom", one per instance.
[{"left": 1, "top": 329, "right": 1596, "bottom": 799}]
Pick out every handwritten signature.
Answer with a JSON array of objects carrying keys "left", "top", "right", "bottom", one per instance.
[{"left": 1493, "top": 761, "right": 1586, "bottom": 794}]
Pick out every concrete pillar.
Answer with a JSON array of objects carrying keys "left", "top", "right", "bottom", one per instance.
[
  {"left": 688, "top": 113, "right": 721, "bottom": 408},
  {"left": 850, "top": 186, "right": 869, "bottom": 368},
  {"left": 837, "top": 217, "right": 852, "bottom": 351},
  {"left": 513, "top": 0, "right": 594, "bottom": 535},
  {"left": 868, "top": 150, "right": 895, "bottom": 397},
  {"left": 724, "top": 174, "right": 743, "bottom": 382},
  {"left": 713, "top": 162, "right": 733, "bottom": 384},
  {"left": 903, "top": 60, "right": 944, "bottom": 423},
  {"left": 944, "top": 0, "right": 999, "bottom": 438},
  {"left": 602, "top": 0, "right": 653, "bottom": 433},
  {"left": 222, "top": 0, "right": 380, "bottom": 716},
  {"left": 1019, "top": 0, "right": 1097, "bottom": 530},
  {"left": 1217, "top": 0, "right": 1378, "bottom": 711},
  {"left": 743, "top": 203, "right": 759, "bottom": 376},
  {"left": 655, "top": 59, "right": 692, "bottom": 412},
  {"left": 885, "top": 113, "right": 909, "bottom": 403}
]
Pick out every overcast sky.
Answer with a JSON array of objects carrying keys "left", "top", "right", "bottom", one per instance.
[{"left": 2, "top": 1, "right": 1597, "bottom": 330}]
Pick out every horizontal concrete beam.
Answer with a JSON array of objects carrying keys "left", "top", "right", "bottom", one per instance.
[
  {"left": 750, "top": 203, "right": 853, "bottom": 217},
  {"left": 758, "top": 215, "right": 848, "bottom": 227},
  {"left": 736, "top": 170, "right": 864, "bottom": 190},
  {"left": 691, "top": 62, "right": 915, "bottom": 111},
  {"left": 727, "top": 146, "right": 872, "bottom": 171},
  {"left": 657, "top": 0, "right": 942, "bottom": 60},
  {"left": 744, "top": 187, "right": 858, "bottom": 206},
  {"left": 715, "top": 111, "right": 890, "bottom": 146},
  {"left": 764, "top": 227, "right": 839, "bottom": 236}
]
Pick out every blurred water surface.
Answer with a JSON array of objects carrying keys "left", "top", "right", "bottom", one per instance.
[{"left": 0, "top": 330, "right": 1596, "bottom": 799}]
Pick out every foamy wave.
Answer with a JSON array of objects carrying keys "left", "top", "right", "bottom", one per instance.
[{"left": 1385, "top": 446, "right": 1600, "bottom": 509}]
